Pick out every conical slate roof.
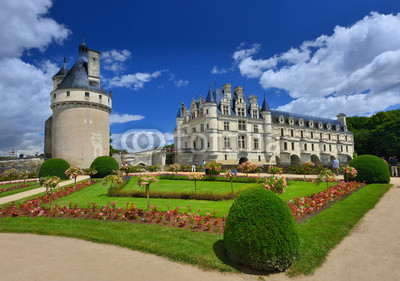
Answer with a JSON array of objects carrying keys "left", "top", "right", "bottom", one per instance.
[
  {"left": 205, "top": 84, "right": 216, "bottom": 103},
  {"left": 56, "top": 44, "right": 108, "bottom": 94},
  {"left": 261, "top": 94, "right": 270, "bottom": 111}
]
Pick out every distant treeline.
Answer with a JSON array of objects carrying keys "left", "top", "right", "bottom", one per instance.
[{"left": 347, "top": 109, "right": 400, "bottom": 158}]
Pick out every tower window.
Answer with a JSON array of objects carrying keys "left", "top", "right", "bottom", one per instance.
[
  {"left": 224, "top": 122, "right": 229, "bottom": 131},
  {"left": 238, "top": 120, "right": 246, "bottom": 131},
  {"left": 281, "top": 129, "right": 284, "bottom": 136},
  {"left": 254, "top": 125, "right": 259, "bottom": 133},
  {"left": 312, "top": 143, "right": 314, "bottom": 151},
  {"left": 291, "top": 142, "right": 295, "bottom": 150},
  {"left": 53, "top": 93, "right": 56, "bottom": 99},
  {"left": 238, "top": 136, "right": 245, "bottom": 149},
  {"left": 99, "top": 95, "right": 102, "bottom": 99},
  {"left": 254, "top": 138, "right": 259, "bottom": 150},
  {"left": 224, "top": 137, "right": 230, "bottom": 148},
  {"left": 290, "top": 130, "right": 294, "bottom": 137},
  {"left": 66, "top": 91, "right": 70, "bottom": 97},
  {"left": 85, "top": 92, "right": 90, "bottom": 97},
  {"left": 225, "top": 154, "right": 227, "bottom": 160}
]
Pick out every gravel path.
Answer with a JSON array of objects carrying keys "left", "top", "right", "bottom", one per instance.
[
  {"left": 0, "top": 175, "right": 90, "bottom": 205},
  {"left": 0, "top": 178, "right": 398, "bottom": 280}
]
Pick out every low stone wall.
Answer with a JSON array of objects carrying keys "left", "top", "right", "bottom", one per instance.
[{"left": 0, "top": 158, "right": 44, "bottom": 174}]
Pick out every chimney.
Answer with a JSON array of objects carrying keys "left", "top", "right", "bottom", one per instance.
[
  {"left": 337, "top": 113, "right": 346, "bottom": 126},
  {"left": 234, "top": 86, "right": 243, "bottom": 96},
  {"left": 87, "top": 49, "right": 101, "bottom": 86},
  {"left": 222, "top": 83, "right": 231, "bottom": 99}
]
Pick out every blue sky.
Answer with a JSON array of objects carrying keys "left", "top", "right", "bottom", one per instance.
[{"left": 1, "top": 0, "right": 400, "bottom": 155}]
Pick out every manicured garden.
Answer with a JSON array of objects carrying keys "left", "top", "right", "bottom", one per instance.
[
  {"left": 0, "top": 183, "right": 391, "bottom": 275},
  {"left": 49, "top": 178, "right": 338, "bottom": 217},
  {"left": 0, "top": 154, "right": 393, "bottom": 276}
]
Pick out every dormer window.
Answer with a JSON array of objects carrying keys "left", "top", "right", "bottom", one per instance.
[
  {"left": 326, "top": 124, "right": 331, "bottom": 130},
  {"left": 237, "top": 108, "right": 245, "bottom": 116},
  {"left": 335, "top": 124, "right": 340, "bottom": 131},
  {"left": 66, "top": 91, "right": 70, "bottom": 97},
  {"left": 279, "top": 116, "right": 285, "bottom": 124},
  {"left": 222, "top": 105, "right": 229, "bottom": 115},
  {"left": 252, "top": 110, "right": 258, "bottom": 118},
  {"left": 85, "top": 92, "right": 90, "bottom": 97},
  {"left": 318, "top": 122, "right": 323, "bottom": 129},
  {"left": 309, "top": 120, "right": 314, "bottom": 127},
  {"left": 343, "top": 126, "right": 348, "bottom": 132},
  {"left": 298, "top": 118, "right": 304, "bottom": 126},
  {"left": 289, "top": 117, "right": 294, "bottom": 125}
]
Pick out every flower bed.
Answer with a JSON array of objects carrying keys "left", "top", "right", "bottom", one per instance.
[
  {"left": 0, "top": 182, "right": 36, "bottom": 194},
  {"left": 0, "top": 179, "right": 38, "bottom": 186},
  {"left": 287, "top": 181, "right": 365, "bottom": 220},
  {"left": 0, "top": 178, "right": 366, "bottom": 233}
]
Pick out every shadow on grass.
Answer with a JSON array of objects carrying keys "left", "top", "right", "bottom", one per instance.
[{"left": 213, "top": 239, "right": 283, "bottom": 277}]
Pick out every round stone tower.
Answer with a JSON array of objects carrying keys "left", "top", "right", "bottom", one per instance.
[{"left": 46, "top": 42, "right": 112, "bottom": 168}]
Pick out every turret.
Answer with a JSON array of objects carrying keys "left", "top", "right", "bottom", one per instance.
[{"left": 52, "top": 57, "right": 68, "bottom": 90}]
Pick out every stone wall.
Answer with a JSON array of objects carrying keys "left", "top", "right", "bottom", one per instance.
[{"left": 0, "top": 158, "right": 44, "bottom": 174}]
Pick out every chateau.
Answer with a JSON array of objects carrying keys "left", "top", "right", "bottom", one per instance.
[
  {"left": 174, "top": 83, "right": 354, "bottom": 166},
  {"left": 44, "top": 42, "right": 112, "bottom": 168}
]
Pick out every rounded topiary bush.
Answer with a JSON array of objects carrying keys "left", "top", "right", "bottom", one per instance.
[
  {"left": 39, "top": 158, "right": 70, "bottom": 179},
  {"left": 90, "top": 156, "right": 119, "bottom": 178},
  {"left": 224, "top": 187, "right": 299, "bottom": 272},
  {"left": 349, "top": 155, "right": 390, "bottom": 184}
]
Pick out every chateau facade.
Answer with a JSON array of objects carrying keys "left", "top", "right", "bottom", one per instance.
[
  {"left": 174, "top": 83, "right": 354, "bottom": 166},
  {"left": 44, "top": 42, "right": 112, "bottom": 168}
]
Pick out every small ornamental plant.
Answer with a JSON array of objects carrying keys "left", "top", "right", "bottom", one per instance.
[
  {"left": 137, "top": 174, "right": 159, "bottom": 211},
  {"left": 119, "top": 165, "right": 131, "bottom": 176},
  {"left": 205, "top": 161, "right": 221, "bottom": 175},
  {"left": 84, "top": 168, "right": 97, "bottom": 179},
  {"left": 19, "top": 170, "right": 29, "bottom": 183},
  {"left": 224, "top": 170, "right": 236, "bottom": 193},
  {"left": 65, "top": 167, "right": 83, "bottom": 184},
  {"left": 268, "top": 165, "right": 283, "bottom": 175},
  {"left": 103, "top": 174, "right": 123, "bottom": 189},
  {"left": 264, "top": 175, "right": 288, "bottom": 194},
  {"left": 3, "top": 169, "right": 20, "bottom": 181},
  {"left": 188, "top": 173, "right": 203, "bottom": 193},
  {"left": 42, "top": 176, "right": 60, "bottom": 194},
  {"left": 169, "top": 163, "right": 180, "bottom": 174},
  {"left": 299, "top": 161, "right": 315, "bottom": 178},
  {"left": 340, "top": 165, "right": 357, "bottom": 182},
  {"left": 314, "top": 168, "right": 337, "bottom": 188}
]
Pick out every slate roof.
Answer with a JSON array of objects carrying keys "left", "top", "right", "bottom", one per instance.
[
  {"left": 56, "top": 44, "right": 108, "bottom": 94},
  {"left": 53, "top": 60, "right": 68, "bottom": 77}
]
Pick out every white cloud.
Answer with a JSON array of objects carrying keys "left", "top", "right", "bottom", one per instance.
[
  {"left": 102, "top": 49, "right": 132, "bottom": 72},
  {"left": 233, "top": 12, "right": 400, "bottom": 117},
  {"left": 211, "top": 66, "right": 227, "bottom": 74},
  {"left": 0, "top": 0, "right": 70, "bottom": 156},
  {"left": 174, "top": 79, "right": 189, "bottom": 88},
  {"left": 110, "top": 113, "right": 145, "bottom": 124},
  {"left": 0, "top": 0, "right": 70, "bottom": 59},
  {"left": 108, "top": 70, "right": 163, "bottom": 89}
]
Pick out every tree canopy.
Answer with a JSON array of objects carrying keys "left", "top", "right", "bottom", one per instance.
[{"left": 347, "top": 109, "right": 400, "bottom": 158}]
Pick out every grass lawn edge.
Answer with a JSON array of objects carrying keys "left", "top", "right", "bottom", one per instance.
[{"left": 0, "top": 183, "right": 392, "bottom": 276}]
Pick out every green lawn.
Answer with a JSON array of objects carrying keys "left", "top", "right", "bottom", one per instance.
[
  {"left": 52, "top": 179, "right": 336, "bottom": 217},
  {"left": 0, "top": 181, "right": 36, "bottom": 189},
  {"left": 0, "top": 183, "right": 391, "bottom": 276},
  {"left": 0, "top": 182, "right": 41, "bottom": 198},
  {"left": 123, "top": 177, "right": 260, "bottom": 194}
]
